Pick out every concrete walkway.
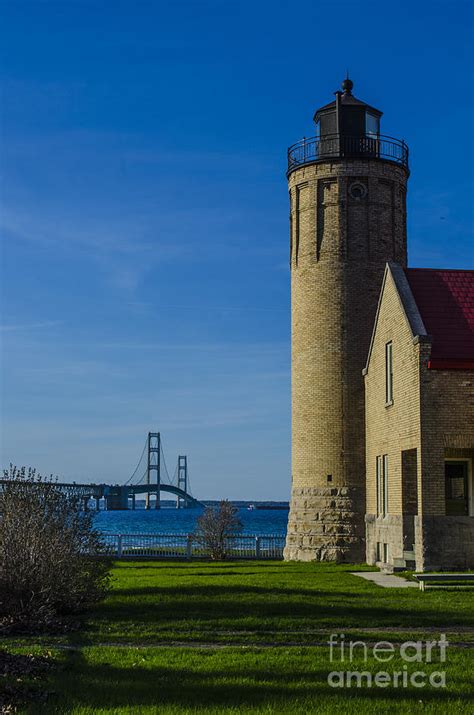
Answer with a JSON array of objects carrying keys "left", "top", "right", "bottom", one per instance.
[{"left": 351, "top": 571, "right": 418, "bottom": 588}]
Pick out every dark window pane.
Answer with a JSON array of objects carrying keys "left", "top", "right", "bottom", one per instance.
[{"left": 445, "top": 461, "right": 468, "bottom": 516}]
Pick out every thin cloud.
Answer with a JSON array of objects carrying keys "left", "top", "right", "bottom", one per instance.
[{"left": 0, "top": 320, "right": 63, "bottom": 333}]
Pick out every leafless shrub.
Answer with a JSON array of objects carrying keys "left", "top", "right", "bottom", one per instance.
[
  {"left": 193, "top": 500, "right": 242, "bottom": 560},
  {"left": 0, "top": 465, "right": 111, "bottom": 632}
]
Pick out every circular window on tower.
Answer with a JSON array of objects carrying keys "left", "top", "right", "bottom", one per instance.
[{"left": 349, "top": 182, "right": 367, "bottom": 200}]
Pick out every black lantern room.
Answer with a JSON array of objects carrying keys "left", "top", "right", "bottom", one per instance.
[
  {"left": 313, "top": 77, "right": 382, "bottom": 142},
  {"left": 287, "top": 78, "right": 408, "bottom": 174}
]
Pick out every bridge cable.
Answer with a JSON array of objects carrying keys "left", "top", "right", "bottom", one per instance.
[
  {"left": 186, "top": 467, "right": 194, "bottom": 497},
  {"left": 123, "top": 437, "right": 148, "bottom": 486},
  {"left": 171, "top": 462, "right": 178, "bottom": 487},
  {"left": 160, "top": 439, "right": 172, "bottom": 485},
  {"left": 131, "top": 468, "right": 147, "bottom": 487}
]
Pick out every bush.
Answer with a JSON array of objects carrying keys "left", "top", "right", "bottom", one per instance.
[
  {"left": 193, "top": 500, "right": 242, "bottom": 560},
  {"left": 0, "top": 465, "right": 111, "bottom": 631}
]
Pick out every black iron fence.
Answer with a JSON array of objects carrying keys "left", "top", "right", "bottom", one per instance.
[{"left": 287, "top": 133, "right": 409, "bottom": 173}]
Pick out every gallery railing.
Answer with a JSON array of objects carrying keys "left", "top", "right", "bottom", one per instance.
[
  {"left": 287, "top": 133, "right": 409, "bottom": 174},
  {"left": 101, "top": 533, "right": 286, "bottom": 560}
]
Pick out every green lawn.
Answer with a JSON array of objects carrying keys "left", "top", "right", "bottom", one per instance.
[{"left": 4, "top": 560, "right": 474, "bottom": 713}]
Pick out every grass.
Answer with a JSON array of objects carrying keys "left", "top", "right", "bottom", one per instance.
[{"left": 4, "top": 560, "right": 474, "bottom": 713}]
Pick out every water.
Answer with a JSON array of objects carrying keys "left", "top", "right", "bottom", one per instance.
[{"left": 94, "top": 503, "right": 289, "bottom": 537}]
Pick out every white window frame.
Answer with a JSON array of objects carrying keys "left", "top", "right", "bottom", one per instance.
[
  {"left": 366, "top": 112, "right": 380, "bottom": 138},
  {"left": 376, "top": 454, "right": 389, "bottom": 517},
  {"left": 376, "top": 456, "right": 382, "bottom": 516},
  {"left": 385, "top": 341, "right": 393, "bottom": 406}
]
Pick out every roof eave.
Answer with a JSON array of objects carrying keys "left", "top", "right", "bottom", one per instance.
[
  {"left": 314, "top": 99, "right": 383, "bottom": 123},
  {"left": 363, "top": 262, "right": 430, "bottom": 375}
]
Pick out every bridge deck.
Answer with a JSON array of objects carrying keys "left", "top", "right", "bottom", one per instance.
[{"left": 0, "top": 480, "right": 202, "bottom": 509}]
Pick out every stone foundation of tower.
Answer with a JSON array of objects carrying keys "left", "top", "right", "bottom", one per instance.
[{"left": 284, "top": 486, "right": 366, "bottom": 562}]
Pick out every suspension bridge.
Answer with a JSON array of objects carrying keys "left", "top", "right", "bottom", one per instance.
[{"left": 2, "top": 432, "right": 202, "bottom": 511}]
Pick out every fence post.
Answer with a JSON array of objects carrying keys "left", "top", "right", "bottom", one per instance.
[
  {"left": 186, "top": 534, "right": 193, "bottom": 560},
  {"left": 255, "top": 536, "right": 261, "bottom": 559},
  {"left": 117, "top": 534, "right": 123, "bottom": 559}
]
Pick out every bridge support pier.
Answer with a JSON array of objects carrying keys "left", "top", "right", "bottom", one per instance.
[
  {"left": 177, "top": 456, "right": 188, "bottom": 509},
  {"left": 95, "top": 496, "right": 100, "bottom": 511},
  {"left": 105, "top": 487, "right": 129, "bottom": 510}
]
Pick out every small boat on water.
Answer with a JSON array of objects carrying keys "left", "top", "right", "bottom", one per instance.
[{"left": 247, "top": 502, "right": 289, "bottom": 511}]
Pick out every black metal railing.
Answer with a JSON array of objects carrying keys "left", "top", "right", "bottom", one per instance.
[{"left": 287, "top": 133, "right": 409, "bottom": 173}]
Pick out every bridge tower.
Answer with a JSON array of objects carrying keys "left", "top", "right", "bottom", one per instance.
[
  {"left": 146, "top": 432, "right": 161, "bottom": 510},
  {"left": 284, "top": 78, "right": 409, "bottom": 562},
  {"left": 177, "top": 455, "right": 188, "bottom": 509}
]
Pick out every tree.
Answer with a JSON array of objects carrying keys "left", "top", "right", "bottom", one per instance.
[
  {"left": 193, "top": 500, "right": 242, "bottom": 560},
  {"left": 0, "top": 466, "right": 111, "bottom": 631}
]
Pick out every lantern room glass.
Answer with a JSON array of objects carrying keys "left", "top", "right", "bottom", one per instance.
[{"left": 366, "top": 112, "right": 379, "bottom": 138}]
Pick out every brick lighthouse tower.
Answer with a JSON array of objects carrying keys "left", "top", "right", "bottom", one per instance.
[{"left": 284, "top": 78, "right": 409, "bottom": 561}]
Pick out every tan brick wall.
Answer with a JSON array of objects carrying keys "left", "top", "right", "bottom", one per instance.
[
  {"left": 364, "top": 270, "right": 422, "bottom": 518},
  {"left": 419, "top": 359, "right": 474, "bottom": 517},
  {"left": 285, "top": 159, "right": 408, "bottom": 561}
]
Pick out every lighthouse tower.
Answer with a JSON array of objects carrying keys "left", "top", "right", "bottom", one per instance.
[{"left": 284, "top": 78, "right": 409, "bottom": 561}]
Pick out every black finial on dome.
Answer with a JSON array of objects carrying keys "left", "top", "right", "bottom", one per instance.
[{"left": 341, "top": 77, "right": 353, "bottom": 94}]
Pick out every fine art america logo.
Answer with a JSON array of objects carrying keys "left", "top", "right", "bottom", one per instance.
[{"left": 327, "top": 633, "right": 448, "bottom": 689}]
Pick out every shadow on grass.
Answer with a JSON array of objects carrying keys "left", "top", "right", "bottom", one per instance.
[
  {"left": 113, "top": 561, "right": 371, "bottom": 573},
  {"left": 87, "top": 583, "right": 474, "bottom": 632},
  {"left": 113, "top": 584, "right": 343, "bottom": 598},
  {"left": 36, "top": 649, "right": 473, "bottom": 713}
]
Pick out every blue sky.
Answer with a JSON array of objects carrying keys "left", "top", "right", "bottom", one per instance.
[{"left": 1, "top": 0, "right": 473, "bottom": 499}]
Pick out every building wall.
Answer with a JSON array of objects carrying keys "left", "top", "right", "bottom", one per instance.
[
  {"left": 419, "top": 356, "right": 474, "bottom": 516},
  {"left": 416, "top": 357, "right": 474, "bottom": 570},
  {"left": 364, "top": 269, "right": 423, "bottom": 565},
  {"left": 284, "top": 159, "right": 408, "bottom": 562},
  {"left": 415, "top": 515, "right": 474, "bottom": 570},
  {"left": 365, "top": 268, "right": 474, "bottom": 570}
]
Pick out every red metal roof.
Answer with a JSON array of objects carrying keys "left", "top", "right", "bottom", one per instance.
[{"left": 405, "top": 268, "right": 474, "bottom": 369}]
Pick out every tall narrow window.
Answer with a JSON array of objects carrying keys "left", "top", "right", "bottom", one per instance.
[
  {"left": 385, "top": 341, "right": 393, "bottom": 404},
  {"left": 376, "top": 456, "right": 383, "bottom": 516},
  {"left": 383, "top": 454, "right": 389, "bottom": 515},
  {"left": 376, "top": 455, "right": 389, "bottom": 516}
]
